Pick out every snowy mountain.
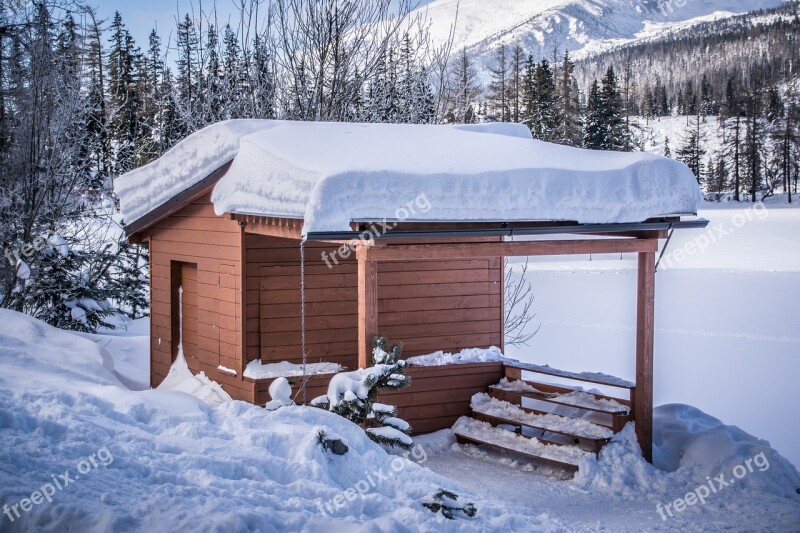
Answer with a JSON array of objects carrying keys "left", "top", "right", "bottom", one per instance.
[{"left": 416, "top": 0, "right": 787, "bottom": 68}]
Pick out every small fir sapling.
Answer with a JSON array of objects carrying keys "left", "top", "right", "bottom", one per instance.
[
  {"left": 421, "top": 489, "right": 477, "bottom": 519},
  {"left": 312, "top": 335, "right": 413, "bottom": 448}
]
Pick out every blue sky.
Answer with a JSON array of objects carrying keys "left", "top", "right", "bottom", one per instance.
[
  {"left": 95, "top": 0, "right": 427, "bottom": 50},
  {"left": 94, "top": 1, "right": 242, "bottom": 49}
]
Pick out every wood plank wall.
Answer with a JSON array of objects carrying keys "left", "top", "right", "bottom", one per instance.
[
  {"left": 249, "top": 234, "right": 503, "bottom": 369},
  {"left": 144, "top": 193, "right": 254, "bottom": 402},
  {"left": 252, "top": 363, "right": 505, "bottom": 434}
]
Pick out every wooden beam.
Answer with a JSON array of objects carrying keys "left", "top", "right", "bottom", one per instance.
[
  {"left": 242, "top": 220, "right": 303, "bottom": 240},
  {"left": 366, "top": 238, "right": 657, "bottom": 262},
  {"left": 635, "top": 251, "right": 656, "bottom": 463},
  {"left": 357, "top": 245, "right": 378, "bottom": 368}
]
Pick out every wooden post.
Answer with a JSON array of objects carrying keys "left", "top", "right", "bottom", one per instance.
[
  {"left": 635, "top": 251, "right": 656, "bottom": 463},
  {"left": 357, "top": 245, "right": 378, "bottom": 369}
]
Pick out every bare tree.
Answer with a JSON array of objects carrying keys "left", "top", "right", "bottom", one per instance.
[
  {"left": 504, "top": 259, "right": 539, "bottom": 348},
  {"left": 269, "top": 0, "right": 424, "bottom": 121}
]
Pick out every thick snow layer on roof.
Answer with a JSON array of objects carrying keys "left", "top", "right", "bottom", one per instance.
[
  {"left": 116, "top": 120, "right": 703, "bottom": 234},
  {"left": 115, "top": 120, "right": 276, "bottom": 223}
]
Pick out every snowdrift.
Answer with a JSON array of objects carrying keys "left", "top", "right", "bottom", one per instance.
[
  {"left": 1, "top": 310, "right": 797, "bottom": 531},
  {"left": 0, "top": 310, "right": 551, "bottom": 531}
]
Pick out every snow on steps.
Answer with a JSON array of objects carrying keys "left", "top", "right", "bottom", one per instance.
[
  {"left": 471, "top": 392, "right": 613, "bottom": 442},
  {"left": 453, "top": 416, "right": 593, "bottom": 471},
  {"left": 491, "top": 378, "right": 630, "bottom": 416}
]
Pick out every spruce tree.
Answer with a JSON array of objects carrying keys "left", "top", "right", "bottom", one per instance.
[
  {"left": 583, "top": 80, "right": 606, "bottom": 150},
  {"left": 677, "top": 114, "right": 707, "bottom": 184},
  {"left": 508, "top": 45, "right": 524, "bottom": 123},
  {"left": 107, "top": 13, "right": 145, "bottom": 177},
  {"left": 600, "top": 66, "right": 628, "bottom": 151},
  {"left": 487, "top": 45, "right": 509, "bottom": 122},
  {"left": 313, "top": 336, "right": 412, "bottom": 449},
  {"left": 532, "top": 59, "right": 558, "bottom": 142},
  {"left": 557, "top": 51, "right": 582, "bottom": 146}
]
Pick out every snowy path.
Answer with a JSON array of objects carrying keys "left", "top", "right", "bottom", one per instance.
[{"left": 418, "top": 430, "right": 800, "bottom": 532}]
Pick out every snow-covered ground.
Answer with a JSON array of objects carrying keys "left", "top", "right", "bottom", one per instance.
[
  {"left": 1, "top": 306, "right": 798, "bottom": 531},
  {"left": 1, "top": 200, "right": 799, "bottom": 531},
  {"left": 507, "top": 197, "right": 800, "bottom": 471}
]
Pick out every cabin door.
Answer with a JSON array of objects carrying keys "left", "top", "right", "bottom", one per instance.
[{"left": 171, "top": 262, "right": 198, "bottom": 363}]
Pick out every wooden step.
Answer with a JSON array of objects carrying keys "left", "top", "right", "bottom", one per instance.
[
  {"left": 504, "top": 361, "right": 635, "bottom": 389},
  {"left": 490, "top": 380, "right": 631, "bottom": 416},
  {"left": 453, "top": 416, "right": 591, "bottom": 471},
  {"left": 471, "top": 393, "right": 612, "bottom": 452}
]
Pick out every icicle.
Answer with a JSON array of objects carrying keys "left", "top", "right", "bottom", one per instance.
[
  {"left": 300, "top": 239, "right": 308, "bottom": 404},
  {"left": 178, "top": 285, "right": 184, "bottom": 351}
]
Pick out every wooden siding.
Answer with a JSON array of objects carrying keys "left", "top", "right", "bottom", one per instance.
[
  {"left": 251, "top": 363, "right": 505, "bottom": 434},
  {"left": 248, "top": 234, "right": 504, "bottom": 369},
  {"left": 384, "top": 363, "right": 505, "bottom": 434},
  {"left": 144, "top": 193, "right": 255, "bottom": 402}
]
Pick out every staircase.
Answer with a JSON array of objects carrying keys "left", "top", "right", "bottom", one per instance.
[{"left": 453, "top": 361, "right": 636, "bottom": 473}]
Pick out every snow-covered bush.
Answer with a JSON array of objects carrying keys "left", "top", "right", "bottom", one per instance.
[
  {"left": 421, "top": 488, "right": 477, "bottom": 520},
  {"left": 313, "top": 335, "right": 412, "bottom": 448}
]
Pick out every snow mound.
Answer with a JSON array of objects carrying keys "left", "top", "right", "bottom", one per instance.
[
  {"left": 2, "top": 309, "right": 560, "bottom": 530},
  {"left": 157, "top": 348, "right": 232, "bottom": 406},
  {"left": 407, "top": 346, "right": 509, "bottom": 366},
  {"left": 265, "top": 377, "right": 294, "bottom": 411},
  {"left": 115, "top": 120, "right": 703, "bottom": 235},
  {"left": 573, "top": 405, "right": 800, "bottom": 501},
  {"left": 653, "top": 404, "right": 800, "bottom": 499}
]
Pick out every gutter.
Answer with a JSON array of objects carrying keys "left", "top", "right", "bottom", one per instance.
[{"left": 304, "top": 219, "right": 710, "bottom": 242}]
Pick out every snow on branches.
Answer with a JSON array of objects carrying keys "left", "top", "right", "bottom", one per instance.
[{"left": 312, "top": 335, "right": 412, "bottom": 449}]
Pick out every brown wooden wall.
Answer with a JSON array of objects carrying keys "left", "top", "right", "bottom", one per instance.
[
  {"left": 143, "top": 192, "right": 255, "bottom": 402},
  {"left": 248, "top": 234, "right": 504, "bottom": 369},
  {"left": 252, "top": 363, "right": 505, "bottom": 434}
]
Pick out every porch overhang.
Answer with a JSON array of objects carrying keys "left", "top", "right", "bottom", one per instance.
[{"left": 344, "top": 217, "right": 708, "bottom": 464}]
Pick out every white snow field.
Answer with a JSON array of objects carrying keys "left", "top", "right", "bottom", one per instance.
[
  {"left": 2, "top": 198, "right": 799, "bottom": 530},
  {"left": 0, "top": 310, "right": 560, "bottom": 531},
  {"left": 1, "top": 306, "right": 798, "bottom": 532},
  {"left": 506, "top": 198, "right": 800, "bottom": 472}
]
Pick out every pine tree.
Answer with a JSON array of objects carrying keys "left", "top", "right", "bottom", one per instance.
[
  {"left": 487, "top": 45, "right": 509, "bottom": 122},
  {"left": 314, "top": 336, "right": 412, "bottom": 449},
  {"left": 521, "top": 59, "right": 559, "bottom": 142},
  {"left": 140, "top": 30, "right": 163, "bottom": 162},
  {"left": 203, "top": 25, "right": 223, "bottom": 124},
  {"left": 664, "top": 136, "right": 672, "bottom": 157},
  {"left": 712, "top": 154, "right": 729, "bottom": 200},
  {"left": 677, "top": 114, "right": 706, "bottom": 184},
  {"left": 85, "top": 16, "right": 110, "bottom": 186},
  {"left": 508, "top": 45, "right": 524, "bottom": 123},
  {"left": 521, "top": 55, "right": 536, "bottom": 133},
  {"left": 583, "top": 80, "right": 606, "bottom": 150},
  {"left": 723, "top": 78, "right": 744, "bottom": 201},
  {"left": 700, "top": 74, "right": 714, "bottom": 116},
  {"left": 557, "top": 51, "right": 582, "bottom": 146},
  {"left": 600, "top": 66, "right": 629, "bottom": 151},
  {"left": 175, "top": 14, "right": 198, "bottom": 124},
  {"left": 743, "top": 83, "right": 765, "bottom": 202},
  {"left": 222, "top": 24, "right": 245, "bottom": 118},
  {"left": 444, "top": 48, "right": 480, "bottom": 124},
  {"left": 107, "top": 12, "right": 144, "bottom": 177}
]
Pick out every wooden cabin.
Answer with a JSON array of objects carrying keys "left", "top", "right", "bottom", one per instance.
[{"left": 117, "top": 120, "right": 707, "bottom": 466}]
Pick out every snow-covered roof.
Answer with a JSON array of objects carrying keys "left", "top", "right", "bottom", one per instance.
[{"left": 115, "top": 120, "right": 702, "bottom": 236}]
